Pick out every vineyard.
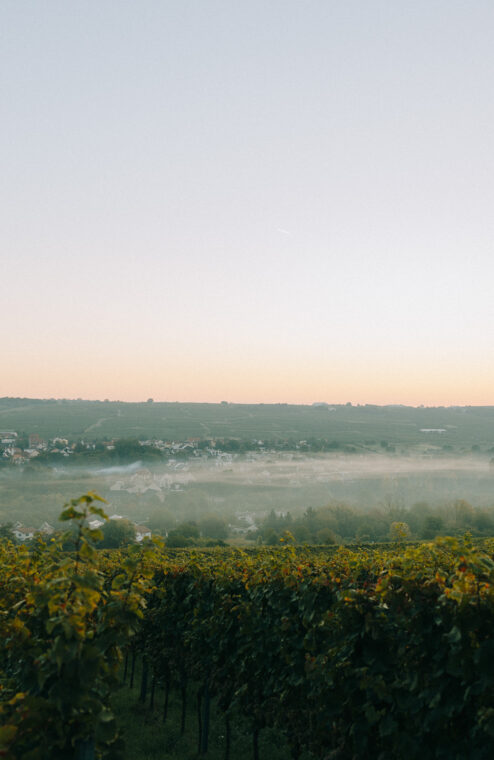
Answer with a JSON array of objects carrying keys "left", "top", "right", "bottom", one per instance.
[{"left": 2, "top": 495, "right": 494, "bottom": 759}]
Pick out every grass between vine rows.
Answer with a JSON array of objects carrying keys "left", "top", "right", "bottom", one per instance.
[{"left": 113, "top": 660, "right": 305, "bottom": 760}]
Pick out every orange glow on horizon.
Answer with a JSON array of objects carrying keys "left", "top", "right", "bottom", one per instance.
[{"left": 3, "top": 350, "right": 494, "bottom": 407}]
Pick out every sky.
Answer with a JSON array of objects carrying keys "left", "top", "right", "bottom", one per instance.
[{"left": 2, "top": 1, "right": 494, "bottom": 405}]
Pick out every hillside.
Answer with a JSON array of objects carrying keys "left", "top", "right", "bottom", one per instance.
[{"left": 2, "top": 398, "right": 494, "bottom": 451}]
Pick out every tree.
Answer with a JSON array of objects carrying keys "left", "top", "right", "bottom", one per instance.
[
  {"left": 263, "top": 528, "right": 280, "bottom": 546},
  {"left": 389, "top": 521, "right": 411, "bottom": 542},
  {"left": 175, "top": 521, "right": 200, "bottom": 539},
  {"left": 292, "top": 524, "right": 309, "bottom": 543},
  {"left": 454, "top": 499, "right": 474, "bottom": 529},
  {"left": 166, "top": 531, "right": 192, "bottom": 547},
  {"left": 99, "top": 519, "right": 135, "bottom": 548},
  {"left": 473, "top": 510, "right": 494, "bottom": 534},
  {"left": 0, "top": 523, "right": 14, "bottom": 541},
  {"left": 316, "top": 527, "right": 336, "bottom": 545},
  {"left": 112, "top": 438, "right": 143, "bottom": 459},
  {"left": 421, "top": 515, "right": 445, "bottom": 539},
  {"left": 199, "top": 516, "right": 228, "bottom": 539}
]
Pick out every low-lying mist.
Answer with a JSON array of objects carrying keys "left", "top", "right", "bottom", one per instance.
[{"left": 1, "top": 452, "right": 494, "bottom": 540}]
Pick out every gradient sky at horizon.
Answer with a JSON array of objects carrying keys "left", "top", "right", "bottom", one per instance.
[{"left": 2, "top": 1, "right": 494, "bottom": 405}]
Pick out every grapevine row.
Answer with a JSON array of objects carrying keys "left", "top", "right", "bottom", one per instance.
[{"left": 2, "top": 495, "right": 494, "bottom": 759}]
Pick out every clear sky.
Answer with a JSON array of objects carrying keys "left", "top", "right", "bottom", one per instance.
[{"left": 2, "top": 1, "right": 494, "bottom": 405}]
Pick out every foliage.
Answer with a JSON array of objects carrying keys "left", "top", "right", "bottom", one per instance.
[
  {"left": 0, "top": 493, "right": 150, "bottom": 759},
  {"left": 165, "top": 532, "right": 193, "bottom": 548},
  {"left": 254, "top": 499, "right": 494, "bottom": 544},
  {"left": 123, "top": 537, "right": 494, "bottom": 759},
  {"left": 0, "top": 523, "right": 15, "bottom": 541},
  {"left": 99, "top": 519, "right": 136, "bottom": 549},
  {"left": 389, "top": 520, "right": 411, "bottom": 541},
  {"left": 5, "top": 503, "right": 494, "bottom": 758},
  {"left": 198, "top": 516, "right": 228, "bottom": 539}
]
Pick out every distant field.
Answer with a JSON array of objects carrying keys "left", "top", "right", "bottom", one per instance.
[{"left": 1, "top": 397, "right": 494, "bottom": 450}]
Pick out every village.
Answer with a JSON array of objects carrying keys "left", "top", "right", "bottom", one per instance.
[
  {"left": 0, "top": 431, "right": 265, "bottom": 543},
  {"left": 6, "top": 514, "right": 153, "bottom": 545},
  {"left": 0, "top": 430, "right": 74, "bottom": 464},
  {"left": 0, "top": 430, "right": 242, "bottom": 465}
]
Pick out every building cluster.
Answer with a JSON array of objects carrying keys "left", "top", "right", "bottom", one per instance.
[
  {"left": 229, "top": 511, "right": 258, "bottom": 535},
  {"left": 0, "top": 431, "right": 242, "bottom": 465},
  {"left": 6, "top": 513, "right": 152, "bottom": 544},
  {"left": 0, "top": 431, "right": 73, "bottom": 464},
  {"left": 10, "top": 521, "right": 55, "bottom": 543},
  {"left": 1, "top": 429, "right": 321, "bottom": 468},
  {"left": 140, "top": 438, "right": 235, "bottom": 462},
  {"left": 87, "top": 513, "right": 152, "bottom": 542}
]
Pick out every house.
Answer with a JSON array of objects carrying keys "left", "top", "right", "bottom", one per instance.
[
  {"left": 28, "top": 434, "right": 44, "bottom": 449},
  {"left": 12, "top": 524, "right": 36, "bottom": 542},
  {"left": 229, "top": 523, "right": 258, "bottom": 535},
  {"left": 135, "top": 525, "right": 152, "bottom": 542},
  {"left": 0, "top": 432, "right": 17, "bottom": 447},
  {"left": 39, "top": 522, "right": 54, "bottom": 535},
  {"left": 88, "top": 519, "right": 105, "bottom": 530}
]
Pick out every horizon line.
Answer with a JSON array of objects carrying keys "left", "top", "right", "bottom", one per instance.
[{"left": 1, "top": 395, "right": 493, "bottom": 410}]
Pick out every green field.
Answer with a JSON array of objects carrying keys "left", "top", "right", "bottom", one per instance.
[{"left": 2, "top": 397, "right": 494, "bottom": 450}]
